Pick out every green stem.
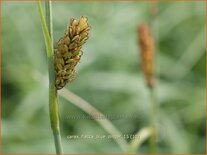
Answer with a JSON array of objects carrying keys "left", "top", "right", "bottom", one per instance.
[
  {"left": 126, "top": 127, "right": 153, "bottom": 153},
  {"left": 45, "top": 1, "right": 53, "bottom": 46},
  {"left": 37, "top": 1, "right": 63, "bottom": 154},
  {"left": 149, "top": 86, "right": 157, "bottom": 154},
  {"left": 148, "top": 2, "right": 158, "bottom": 154},
  {"left": 59, "top": 88, "right": 128, "bottom": 151}
]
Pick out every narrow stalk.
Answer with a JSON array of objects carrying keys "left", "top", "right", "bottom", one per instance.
[
  {"left": 149, "top": 2, "right": 158, "bottom": 154},
  {"left": 126, "top": 127, "right": 153, "bottom": 153},
  {"left": 37, "top": 1, "right": 63, "bottom": 154},
  {"left": 45, "top": 1, "right": 53, "bottom": 46},
  {"left": 59, "top": 88, "right": 128, "bottom": 151},
  {"left": 45, "top": 2, "right": 63, "bottom": 154},
  {"left": 149, "top": 86, "right": 157, "bottom": 154}
]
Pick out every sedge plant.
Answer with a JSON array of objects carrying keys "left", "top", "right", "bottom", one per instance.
[
  {"left": 137, "top": 23, "right": 157, "bottom": 154},
  {"left": 37, "top": 1, "right": 90, "bottom": 154}
]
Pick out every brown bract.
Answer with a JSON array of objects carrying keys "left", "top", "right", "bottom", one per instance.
[
  {"left": 138, "top": 23, "right": 154, "bottom": 88},
  {"left": 54, "top": 16, "right": 90, "bottom": 90}
]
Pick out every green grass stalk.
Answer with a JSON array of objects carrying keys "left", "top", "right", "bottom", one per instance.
[
  {"left": 149, "top": 86, "right": 157, "bottom": 154},
  {"left": 37, "top": 1, "right": 63, "bottom": 154}
]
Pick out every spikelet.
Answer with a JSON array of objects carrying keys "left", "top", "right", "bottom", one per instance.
[
  {"left": 55, "top": 16, "right": 90, "bottom": 90},
  {"left": 137, "top": 23, "right": 154, "bottom": 88}
]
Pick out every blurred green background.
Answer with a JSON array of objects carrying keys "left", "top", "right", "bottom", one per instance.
[{"left": 2, "top": 1, "right": 206, "bottom": 154}]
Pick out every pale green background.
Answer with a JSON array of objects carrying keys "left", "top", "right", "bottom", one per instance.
[{"left": 2, "top": 1, "right": 206, "bottom": 154}]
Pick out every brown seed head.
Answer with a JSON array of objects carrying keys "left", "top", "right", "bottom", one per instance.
[
  {"left": 137, "top": 23, "right": 154, "bottom": 88},
  {"left": 55, "top": 16, "right": 90, "bottom": 90}
]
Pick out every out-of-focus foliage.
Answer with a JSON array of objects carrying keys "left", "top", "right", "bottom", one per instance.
[{"left": 2, "top": 1, "right": 206, "bottom": 154}]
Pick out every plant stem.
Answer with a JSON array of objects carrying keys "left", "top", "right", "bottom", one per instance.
[
  {"left": 126, "top": 127, "right": 153, "bottom": 153},
  {"left": 148, "top": 2, "right": 158, "bottom": 154},
  {"left": 45, "top": 1, "right": 63, "bottom": 154},
  {"left": 149, "top": 86, "right": 157, "bottom": 154},
  {"left": 59, "top": 88, "right": 128, "bottom": 151},
  {"left": 37, "top": 1, "right": 63, "bottom": 154},
  {"left": 45, "top": 1, "right": 53, "bottom": 47}
]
